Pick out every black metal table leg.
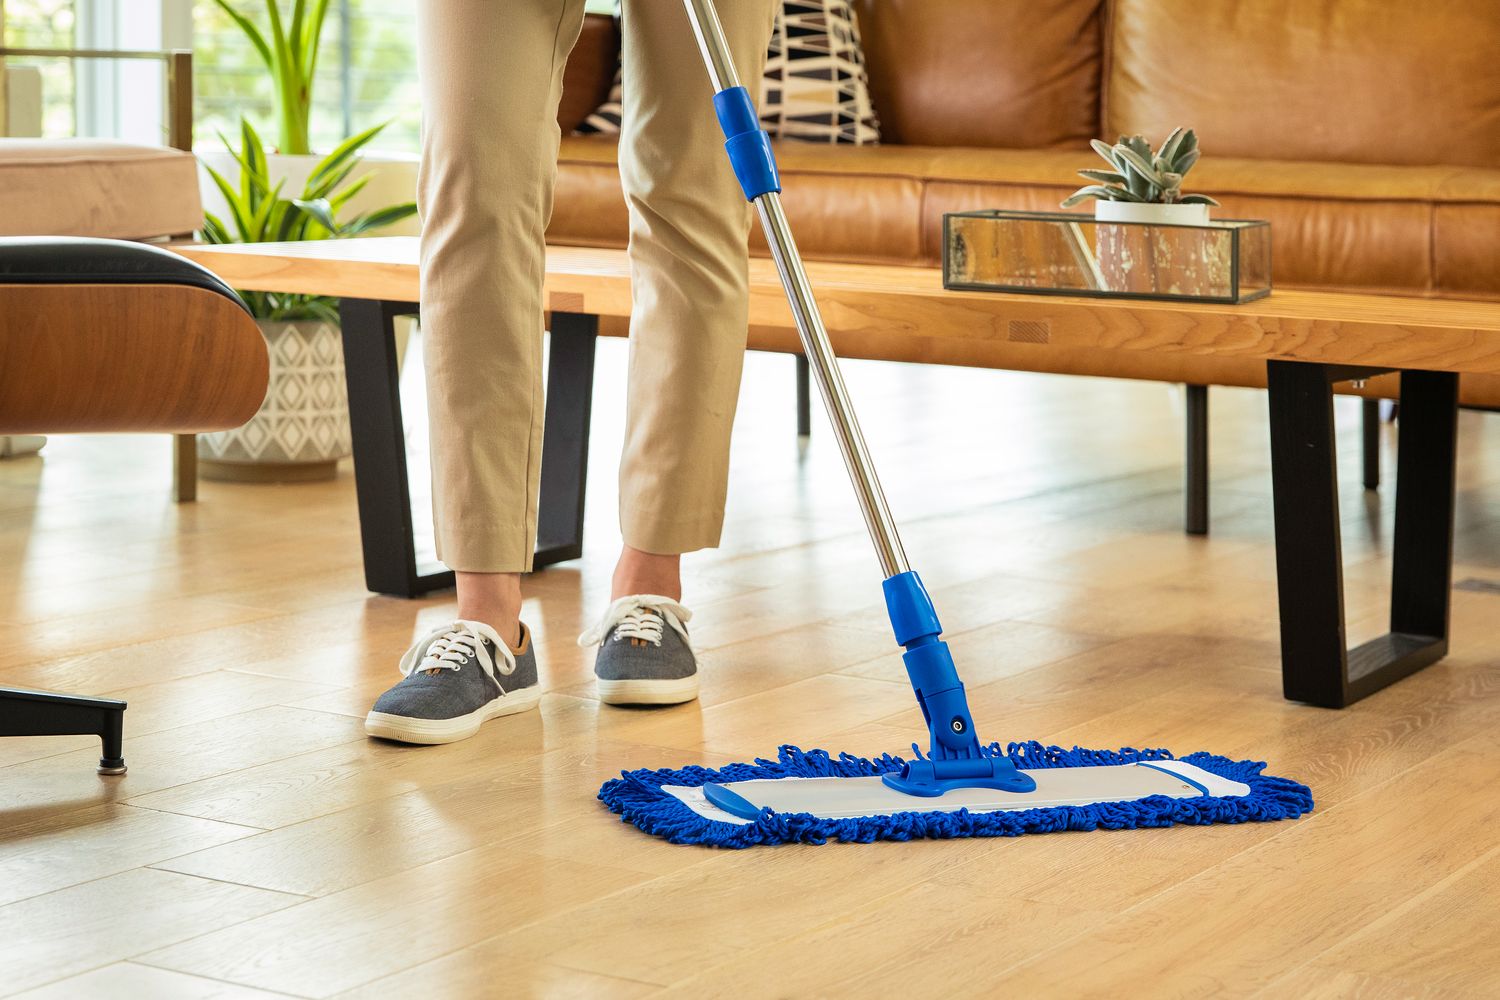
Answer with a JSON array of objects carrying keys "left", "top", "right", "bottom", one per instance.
[
  {"left": 536, "top": 312, "right": 598, "bottom": 566},
  {"left": 339, "top": 298, "right": 446, "bottom": 597},
  {"left": 1185, "top": 383, "right": 1209, "bottom": 535},
  {"left": 795, "top": 354, "right": 811, "bottom": 437},
  {"left": 1267, "top": 360, "right": 1457, "bottom": 708},
  {"left": 1388, "top": 371, "right": 1458, "bottom": 646},
  {"left": 0, "top": 687, "right": 127, "bottom": 774},
  {"left": 1362, "top": 397, "right": 1381, "bottom": 490},
  {"left": 340, "top": 300, "right": 598, "bottom": 598}
]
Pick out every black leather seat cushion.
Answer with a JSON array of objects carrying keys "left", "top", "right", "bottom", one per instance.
[{"left": 0, "top": 237, "right": 249, "bottom": 316}]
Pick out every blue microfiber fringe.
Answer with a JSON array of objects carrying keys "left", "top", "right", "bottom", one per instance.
[{"left": 597, "top": 742, "right": 1313, "bottom": 848}]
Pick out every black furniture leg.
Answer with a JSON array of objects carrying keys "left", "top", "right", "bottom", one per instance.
[
  {"left": 535, "top": 312, "right": 598, "bottom": 566},
  {"left": 340, "top": 300, "right": 598, "bottom": 597},
  {"left": 796, "top": 354, "right": 811, "bottom": 437},
  {"left": 0, "top": 687, "right": 127, "bottom": 774},
  {"left": 340, "top": 298, "right": 448, "bottom": 597},
  {"left": 1267, "top": 361, "right": 1456, "bottom": 708},
  {"left": 1185, "top": 383, "right": 1209, "bottom": 535},
  {"left": 1388, "top": 371, "right": 1458, "bottom": 642},
  {"left": 1362, "top": 397, "right": 1380, "bottom": 490}
]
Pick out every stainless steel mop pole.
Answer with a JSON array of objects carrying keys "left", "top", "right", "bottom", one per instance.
[
  {"left": 682, "top": 0, "right": 909, "bottom": 580},
  {"left": 682, "top": 0, "right": 1033, "bottom": 792}
]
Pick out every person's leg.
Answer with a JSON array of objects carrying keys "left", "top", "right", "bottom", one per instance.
[
  {"left": 578, "top": 0, "right": 775, "bottom": 706},
  {"left": 366, "top": 0, "right": 586, "bottom": 744},
  {"left": 418, "top": 0, "right": 587, "bottom": 646},
  {"left": 613, "top": 0, "right": 775, "bottom": 583}
]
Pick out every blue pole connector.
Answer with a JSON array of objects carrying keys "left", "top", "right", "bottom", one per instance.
[
  {"left": 881, "top": 571, "right": 1036, "bottom": 796},
  {"left": 712, "top": 86, "right": 780, "bottom": 202}
]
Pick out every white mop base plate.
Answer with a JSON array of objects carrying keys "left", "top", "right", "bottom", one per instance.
[{"left": 664, "top": 760, "right": 1248, "bottom": 826}]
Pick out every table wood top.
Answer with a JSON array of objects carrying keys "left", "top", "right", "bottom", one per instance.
[{"left": 176, "top": 237, "right": 1500, "bottom": 376}]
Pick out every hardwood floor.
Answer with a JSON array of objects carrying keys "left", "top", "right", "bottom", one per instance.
[{"left": 4, "top": 341, "right": 1499, "bottom": 998}]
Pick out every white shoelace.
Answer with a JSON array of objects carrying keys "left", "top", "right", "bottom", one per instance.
[
  {"left": 577, "top": 595, "right": 692, "bottom": 650},
  {"left": 399, "top": 620, "right": 517, "bottom": 690}
]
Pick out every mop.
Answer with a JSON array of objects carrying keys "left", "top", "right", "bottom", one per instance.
[{"left": 598, "top": 0, "right": 1314, "bottom": 847}]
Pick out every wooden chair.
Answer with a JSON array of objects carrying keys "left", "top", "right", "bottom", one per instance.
[{"left": 0, "top": 237, "right": 267, "bottom": 773}]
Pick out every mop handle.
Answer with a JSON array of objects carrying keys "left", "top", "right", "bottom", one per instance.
[{"left": 682, "top": 0, "right": 909, "bottom": 580}]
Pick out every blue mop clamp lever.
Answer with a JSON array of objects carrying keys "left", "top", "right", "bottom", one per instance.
[
  {"left": 713, "top": 86, "right": 781, "bottom": 201},
  {"left": 881, "top": 572, "right": 1036, "bottom": 797}
]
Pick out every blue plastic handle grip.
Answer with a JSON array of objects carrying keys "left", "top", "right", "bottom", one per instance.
[
  {"left": 712, "top": 86, "right": 780, "bottom": 201},
  {"left": 882, "top": 571, "right": 942, "bottom": 647}
]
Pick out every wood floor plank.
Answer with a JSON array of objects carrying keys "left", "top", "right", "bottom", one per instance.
[
  {"left": 982, "top": 729, "right": 1500, "bottom": 996},
  {"left": 331, "top": 957, "right": 656, "bottom": 1000},
  {"left": 0, "top": 802, "right": 257, "bottom": 907},
  {"left": 659, "top": 882, "right": 1111, "bottom": 998},
  {"left": 434, "top": 834, "right": 1033, "bottom": 987},
  {"left": 151, "top": 740, "right": 732, "bottom": 898},
  {"left": 138, "top": 850, "right": 651, "bottom": 998},
  {"left": 0, "top": 706, "right": 360, "bottom": 819},
  {"left": 1287, "top": 845, "right": 1500, "bottom": 997},
  {"left": 12, "top": 962, "right": 294, "bottom": 1000},
  {"left": 0, "top": 868, "right": 299, "bottom": 997},
  {"left": 599, "top": 673, "right": 921, "bottom": 759},
  {"left": 0, "top": 670, "right": 339, "bottom": 770},
  {"left": 1256, "top": 966, "right": 1489, "bottom": 1000}
]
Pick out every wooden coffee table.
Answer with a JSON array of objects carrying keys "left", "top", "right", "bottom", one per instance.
[{"left": 177, "top": 237, "right": 1500, "bottom": 708}]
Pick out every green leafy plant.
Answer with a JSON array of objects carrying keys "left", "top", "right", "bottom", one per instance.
[
  {"left": 1062, "top": 129, "right": 1221, "bottom": 209},
  {"left": 210, "top": 0, "right": 330, "bottom": 155},
  {"left": 201, "top": 116, "right": 418, "bottom": 322}
]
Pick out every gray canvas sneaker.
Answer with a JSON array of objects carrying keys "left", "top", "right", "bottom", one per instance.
[
  {"left": 365, "top": 619, "right": 540, "bottom": 744},
  {"left": 578, "top": 595, "right": 698, "bottom": 706}
]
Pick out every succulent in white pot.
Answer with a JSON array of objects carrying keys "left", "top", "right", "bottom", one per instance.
[
  {"left": 196, "top": 118, "right": 416, "bottom": 482},
  {"left": 1063, "top": 129, "right": 1220, "bottom": 223},
  {"left": 1063, "top": 130, "right": 1228, "bottom": 295}
]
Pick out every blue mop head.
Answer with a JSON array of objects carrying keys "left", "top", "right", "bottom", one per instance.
[{"left": 598, "top": 742, "right": 1313, "bottom": 848}]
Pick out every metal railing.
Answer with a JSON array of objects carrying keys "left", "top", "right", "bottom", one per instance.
[{"left": 0, "top": 46, "right": 192, "bottom": 150}]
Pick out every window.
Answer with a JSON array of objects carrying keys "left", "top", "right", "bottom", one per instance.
[
  {"left": 5, "top": 0, "right": 619, "bottom": 151},
  {"left": 3, "top": 0, "right": 176, "bottom": 144},
  {"left": 2, "top": 0, "right": 83, "bottom": 136}
]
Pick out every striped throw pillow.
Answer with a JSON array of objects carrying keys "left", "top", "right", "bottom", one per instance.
[{"left": 575, "top": 0, "right": 880, "bottom": 145}]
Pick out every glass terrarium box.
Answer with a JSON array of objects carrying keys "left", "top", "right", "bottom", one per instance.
[{"left": 943, "top": 210, "right": 1271, "bottom": 304}]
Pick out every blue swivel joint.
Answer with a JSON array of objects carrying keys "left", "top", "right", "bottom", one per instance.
[
  {"left": 712, "top": 86, "right": 780, "bottom": 202},
  {"left": 880, "top": 572, "right": 1035, "bottom": 797}
]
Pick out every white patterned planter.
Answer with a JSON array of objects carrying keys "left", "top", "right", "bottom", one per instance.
[{"left": 198, "top": 319, "right": 351, "bottom": 481}]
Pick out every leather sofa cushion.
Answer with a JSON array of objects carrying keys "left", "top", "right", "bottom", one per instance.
[
  {"left": 560, "top": 13, "right": 619, "bottom": 135},
  {"left": 554, "top": 137, "right": 1500, "bottom": 300},
  {"left": 850, "top": 0, "right": 1103, "bottom": 150},
  {"left": 0, "top": 139, "right": 203, "bottom": 241},
  {"left": 1105, "top": 0, "right": 1500, "bottom": 169},
  {"left": 554, "top": 137, "right": 929, "bottom": 265}
]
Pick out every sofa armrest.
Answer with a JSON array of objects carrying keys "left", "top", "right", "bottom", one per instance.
[{"left": 0, "top": 237, "right": 267, "bottom": 435}]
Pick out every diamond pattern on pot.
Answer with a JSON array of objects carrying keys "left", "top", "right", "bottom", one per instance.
[{"left": 198, "top": 320, "right": 353, "bottom": 466}]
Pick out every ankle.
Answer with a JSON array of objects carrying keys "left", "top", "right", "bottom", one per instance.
[
  {"left": 612, "top": 545, "right": 682, "bottom": 602},
  {"left": 455, "top": 571, "right": 524, "bottom": 650}
]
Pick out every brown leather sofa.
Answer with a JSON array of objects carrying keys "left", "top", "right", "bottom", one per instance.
[{"left": 549, "top": 0, "right": 1500, "bottom": 404}]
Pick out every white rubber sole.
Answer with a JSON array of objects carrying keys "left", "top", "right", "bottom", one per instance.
[
  {"left": 597, "top": 674, "right": 700, "bottom": 706},
  {"left": 364, "top": 686, "right": 542, "bottom": 745}
]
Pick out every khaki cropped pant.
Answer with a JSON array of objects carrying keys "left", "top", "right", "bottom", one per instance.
[{"left": 417, "top": 0, "right": 775, "bottom": 572}]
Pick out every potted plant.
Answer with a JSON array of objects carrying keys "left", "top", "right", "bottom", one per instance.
[
  {"left": 1063, "top": 129, "right": 1220, "bottom": 224},
  {"left": 197, "top": 117, "right": 417, "bottom": 482},
  {"left": 210, "top": 0, "right": 327, "bottom": 156},
  {"left": 1062, "top": 130, "right": 1226, "bottom": 295},
  {"left": 200, "top": 1, "right": 419, "bottom": 228}
]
